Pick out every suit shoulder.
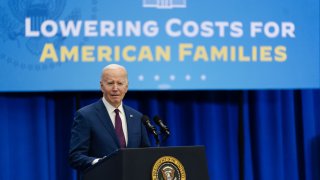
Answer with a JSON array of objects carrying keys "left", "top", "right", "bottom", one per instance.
[
  {"left": 123, "top": 105, "right": 143, "bottom": 117},
  {"left": 77, "top": 99, "right": 102, "bottom": 114}
]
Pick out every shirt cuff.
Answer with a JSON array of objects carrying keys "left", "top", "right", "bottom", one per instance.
[{"left": 91, "top": 158, "right": 100, "bottom": 165}]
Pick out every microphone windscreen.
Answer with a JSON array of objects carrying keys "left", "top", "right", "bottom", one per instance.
[
  {"left": 141, "top": 115, "right": 150, "bottom": 124},
  {"left": 153, "top": 115, "right": 161, "bottom": 124}
]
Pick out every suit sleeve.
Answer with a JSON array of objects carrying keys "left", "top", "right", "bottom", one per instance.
[{"left": 68, "top": 111, "right": 95, "bottom": 171}]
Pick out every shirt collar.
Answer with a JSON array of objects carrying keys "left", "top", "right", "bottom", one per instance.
[{"left": 102, "top": 97, "right": 124, "bottom": 114}]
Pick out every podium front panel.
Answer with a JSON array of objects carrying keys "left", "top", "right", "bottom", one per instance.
[{"left": 84, "top": 146, "right": 209, "bottom": 180}]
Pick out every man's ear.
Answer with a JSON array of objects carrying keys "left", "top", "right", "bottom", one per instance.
[{"left": 100, "top": 81, "right": 104, "bottom": 91}]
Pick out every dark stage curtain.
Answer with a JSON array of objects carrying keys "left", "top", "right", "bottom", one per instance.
[{"left": 0, "top": 90, "right": 319, "bottom": 180}]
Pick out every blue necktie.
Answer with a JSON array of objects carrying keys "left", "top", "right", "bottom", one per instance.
[{"left": 114, "top": 109, "right": 126, "bottom": 148}]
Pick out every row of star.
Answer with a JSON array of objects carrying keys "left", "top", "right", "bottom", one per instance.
[{"left": 137, "top": 74, "right": 207, "bottom": 81}]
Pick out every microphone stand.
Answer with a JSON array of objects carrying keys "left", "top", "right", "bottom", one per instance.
[
  {"left": 154, "top": 133, "right": 160, "bottom": 147},
  {"left": 155, "top": 130, "right": 169, "bottom": 147}
]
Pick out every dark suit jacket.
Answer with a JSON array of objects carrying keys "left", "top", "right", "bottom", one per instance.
[{"left": 68, "top": 99, "right": 151, "bottom": 171}]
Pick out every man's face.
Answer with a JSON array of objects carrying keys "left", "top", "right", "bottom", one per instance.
[{"left": 100, "top": 68, "right": 128, "bottom": 108}]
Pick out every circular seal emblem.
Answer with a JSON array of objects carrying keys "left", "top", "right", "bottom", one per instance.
[{"left": 152, "top": 156, "right": 186, "bottom": 180}]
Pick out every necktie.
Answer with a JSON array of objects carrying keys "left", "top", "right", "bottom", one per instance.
[{"left": 114, "top": 109, "right": 126, "bottom": 148}]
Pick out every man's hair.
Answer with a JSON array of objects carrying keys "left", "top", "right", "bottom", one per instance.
[{"left": 100, "top": 64, "right": 128, "bottom": 82}]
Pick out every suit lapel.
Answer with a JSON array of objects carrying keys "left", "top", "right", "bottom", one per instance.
[
  {"left": 124, "top": 105, "right": 135, "bottom": 148},
  {"left": 95, "top": 99, "right": 120, "bottom": 148}
]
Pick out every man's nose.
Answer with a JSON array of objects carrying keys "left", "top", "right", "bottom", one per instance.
[{"left": 112, "top": 84, "right": 119, "bottom": 90}]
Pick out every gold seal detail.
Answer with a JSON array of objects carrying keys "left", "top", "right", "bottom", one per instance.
[{"left": 152, "top": 156, "right": 186, "bottom": 180}]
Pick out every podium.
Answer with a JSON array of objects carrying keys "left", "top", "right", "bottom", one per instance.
[{"left": 83, "top": 146, "right": 209, "bottom": 180}]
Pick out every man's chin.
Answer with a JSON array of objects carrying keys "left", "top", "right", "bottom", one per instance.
[
  {"left": 112, "top": 97, "right": 121, "bottom": 100},
  {"left": 110, "top": 98, "right": 121, "bottom": 105}
]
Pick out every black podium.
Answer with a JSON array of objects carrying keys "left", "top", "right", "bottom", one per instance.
[{"left": 83, "top": 146, "right": 209, "bottom": 180}]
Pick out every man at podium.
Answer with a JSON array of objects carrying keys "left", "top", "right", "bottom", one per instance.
[{"left": 68, "top": 64, "right": 151, "bottom": 171}]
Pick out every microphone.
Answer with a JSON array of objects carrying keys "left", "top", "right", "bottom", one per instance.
[
  {"left": 141, "top": 115, "right": 158, "bottom": 138},
  {"left": 153, "top": 115, "right": 170, "bottom": 136}
]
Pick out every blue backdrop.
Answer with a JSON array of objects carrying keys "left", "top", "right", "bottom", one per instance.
[{"left": 0, "top": 90, "right": 319, "bottom": 180}]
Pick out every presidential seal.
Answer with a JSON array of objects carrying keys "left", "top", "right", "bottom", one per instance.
[{"left": 152, "top": 156, "right": 186, "bottom": 180}]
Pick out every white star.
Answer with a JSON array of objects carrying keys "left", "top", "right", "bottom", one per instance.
[
  {"left": 200, "top": 74, "right": 207, "bottom": 81},
  {"left": 138, "top": 75, "right": 144, "bottom": 81},
  {"left": 185, "top": 74, "right": 191, "bottom": 81},
  {"left": 154, "top": 75, "right": 160, "bottom": 81},
  {"left": 169, "top": 75, "right": 176, "bottom": 81}
]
